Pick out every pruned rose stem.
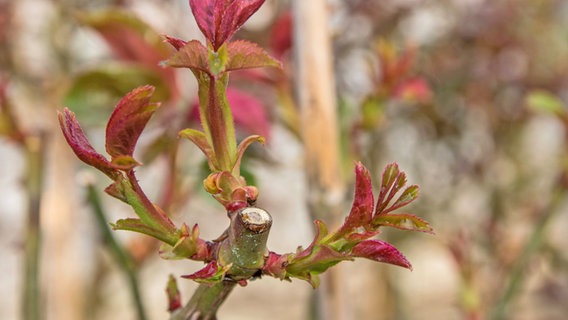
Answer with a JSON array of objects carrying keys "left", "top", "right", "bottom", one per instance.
[{"left": 173, "top": 207, "right": 273, "bottom": 319}]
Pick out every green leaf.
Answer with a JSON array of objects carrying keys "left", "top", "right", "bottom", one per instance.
[
  {"left": 526, "top": 90, "right": 565, "bottom": 115},
  {"left": 110, "top": 155, "right": 141, "bottom": 171},
  {"left": 226, "top": 40, "right": 282, "bottom": 72},
  {"left": 111, "top": 218, "right": 172, "bottom": 243},
  {"left": 159, "top": 224, "right": 199, "bottom": 260},
  {"left": 373, "top": 213, "right": 434, "bottom": 234}
]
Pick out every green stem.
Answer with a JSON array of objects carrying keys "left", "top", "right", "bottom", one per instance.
[
  {"left": 125, "top": 170, "right": 178, "bottom": 242},
  {"left": 170, "top": 281, "right": 237, "bottom": 320},
  {"left": 197, "top": 72, "right": 236, "bottom": 172},
  {"left": 491, "top": 188, "right": 565, "bottom": 319},
  {"left": 86, "top": 183, "right": 147, "bottom": 320},
  {"left": 22, "top": 134, "right": 45, "bottom": 320}
]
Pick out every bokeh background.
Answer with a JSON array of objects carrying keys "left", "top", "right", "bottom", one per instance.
[{"left": 2, "top": 0, "right": 568, "bottom": 319}]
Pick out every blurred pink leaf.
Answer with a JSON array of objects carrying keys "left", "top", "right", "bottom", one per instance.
[
  {"left": 270, "top": 11, "right": 293, "bottom": 58},
  {"left": 189, "top": 88, "right": 272, "bottom": 140},
  {"left": 394, "top": 77, "right": 432, "bottom": 103},
  {"left": 105, "top": 85, "right": 160, "bottom": 160},
  {"left": 351, "top": 239, "right": 412, "bottom": 270},
  {"left": 189, "top": 0, "right": 266, "bottom": 51},
  {"left": 78, "top": 10, "right": 178, "bottom": 98}
]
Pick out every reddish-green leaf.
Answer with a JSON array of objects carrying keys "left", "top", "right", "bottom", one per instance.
[
  {"left": 165, "top": 40, "right": 210, "bottom": 74},
  {"left": 377, "top": 163, "right": 400, "bottom": 205},
  {"left": 338, "top": 162, "right": 374, "bottom": 234},
  {"left": 105, "top": 85, "right": 160, "bottom": 160},
  {"left": 294, "top": 220, "right": 329, "bottom": 260},
  {"left": 376, "top": 163, "right": 408, "bottom": 215},
  {"left": 384, "top": 184, "right": 419, "bottom": 214},
  {"left": 351, "top": 239, "right": 412, "bottom": 270},
  {"left": 189, "top": 0, "right": 266, "bottom": 51},
  {"left": 233, "top": 134, "right": 264, "bottom": 174},
  {"left": 262, "top": 251, "right": 290, "bottom": 280},
  {"left": 178, "top": 128, "right": 218, "bottom": 170},
  {"left": 373, "top": 213, "right": 434, "bottom": 234},
  {"left": 58, "top": 108, "right": 119, "bottom": 179},
  {"left": 181, "top": 260, "right": 230, "bottom": 284},
  {"left": 226, "top": 40, "right": 282, "bottom": 71},
  {"left": 163, "top": 35, "right": 187, "bottom": 51}
]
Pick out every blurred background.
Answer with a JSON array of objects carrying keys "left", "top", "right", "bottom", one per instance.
[{"left": 2, "top": 0, "right": 568, "bottom": 319}]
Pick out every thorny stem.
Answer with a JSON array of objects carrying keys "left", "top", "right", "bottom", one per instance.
[
  {"left": 491, "top": 187, "right": 565, "bottom": 319},
  {"left": 86, "top": 183, "right": 147, "bottom": 320}
]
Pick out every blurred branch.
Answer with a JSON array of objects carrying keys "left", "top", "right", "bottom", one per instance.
[
  {"left": 491, "top": 187, "right": 565, "bottom": 319},
  {"left": 292, "top": 0, "right": 349, "bottom": 319},
  {"left": 85, "top": 183, "right": 147, "bottom": 320},
  {"left": 22, "top": 134, "right": 46, "bottom": 320}
]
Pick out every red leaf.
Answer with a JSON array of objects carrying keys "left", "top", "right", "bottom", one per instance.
[
  {"left": 338, "top": 162, "right": 375, "bottom": 233},
  {"left": 181, "top": 260, "right": 219, "bottom": 280},
  {"left": 226, "top": 40, "right": 282, "bottom": 71},
  {"left": 58, "top": 108, "right": 118, "bottom": 179},
  {"left": 105, "top": 85, "right": 160, "bottom": 160},
  {"left": 351, "top": 239, "right": 412, "bottom": 270},
  {"left": 163, "top": 35, "right": 187, "bottom": 51},
  {"left": 189, "top": 0, "right": 266, "bottom": 51}
]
